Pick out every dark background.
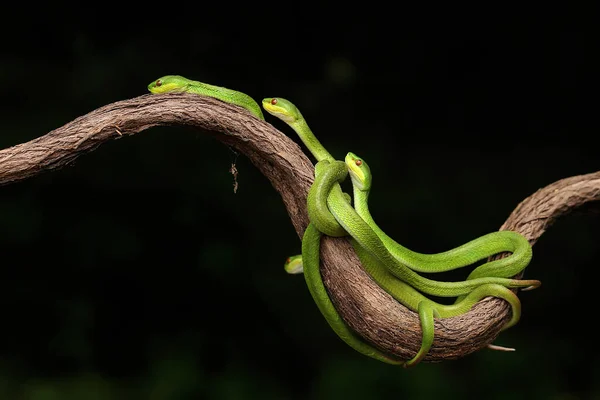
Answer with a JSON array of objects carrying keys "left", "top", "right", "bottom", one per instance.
[{"left": 0, "top": 5, "right": 598, "bottom": 399}]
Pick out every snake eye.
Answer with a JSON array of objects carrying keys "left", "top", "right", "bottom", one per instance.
[
  {"left": 285, "top": 257, "right": 290, "bottom": 263},
  {"left": 156, "top": 79, "right": 162, "bottom": 87},
  {"left": 271, "top": 98, "right": 278, "bottom": 105},
  {"left": 355, "top": 160, "right": 362, "bottom": 166}
]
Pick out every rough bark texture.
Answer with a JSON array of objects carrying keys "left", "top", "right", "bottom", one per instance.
[{"left": 2, "top": 92, "right": 599, "bottom": 363}]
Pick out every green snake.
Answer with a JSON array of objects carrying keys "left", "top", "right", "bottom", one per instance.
[
  {"left": 344, "top": 151, "right": 535, "bottom": 304},
  {"left": 284, "top": 255, "right": 304, "bottom": 274},
  {"left": 148, "top": 75, "right": 265, "bottom": 120},
  {"left": 344, "top": 151, "right": 533, "bottom": 281}
]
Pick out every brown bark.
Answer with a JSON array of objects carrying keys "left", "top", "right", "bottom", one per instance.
[{"left": 2, "top": 92, "right": 598, "bottom": 363}]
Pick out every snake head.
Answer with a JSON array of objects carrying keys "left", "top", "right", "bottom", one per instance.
[
  {"left": 261, "top": 97, "right": 302, "bottom": 123},
  {"left": 283, "top": 255, "right": 304, "bottom": 274},
  {"left": 345, "top": 152, "right": 372, "bottom": 191},
  {"left": 147, "top": 75, "right": 190, "bottom": 94}
]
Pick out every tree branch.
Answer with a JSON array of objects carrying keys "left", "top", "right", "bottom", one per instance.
[{"left": 2, "top": 93, "right": 599, "bottom": 363}]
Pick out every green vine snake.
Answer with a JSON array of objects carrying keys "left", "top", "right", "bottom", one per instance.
[
  {"left": 284, "top": 255, "right": 304, "bottom": 274},
  {"left": 344, "top": 151, "right": 535, "bottom": 303},
  {"left": 148, "top": 75, "right": 265, "bottom": 120},
  {"left": 344, "top": 152, "right": 533, "bottom": 278}
]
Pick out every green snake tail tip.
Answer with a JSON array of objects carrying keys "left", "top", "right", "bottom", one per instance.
[{"left": 520, "top": 280, "right": 542, "bottom": 291}]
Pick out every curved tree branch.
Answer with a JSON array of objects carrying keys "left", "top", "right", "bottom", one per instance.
[{"left": 2, "top": 93, "right": 599, "bottom": 363}]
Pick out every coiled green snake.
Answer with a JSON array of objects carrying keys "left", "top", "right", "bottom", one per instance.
[
  {"left": 263, "top": 97, "right": 538, "bottom": 366},
  {"left": 147, "top": 76, "right": 539, "bottom": 367},
  {"left": 345, "top": 152, "right": 533, "bottom": 279},
  {"left": 345, "top": 151, "right": 534, "bottom": 303}
]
